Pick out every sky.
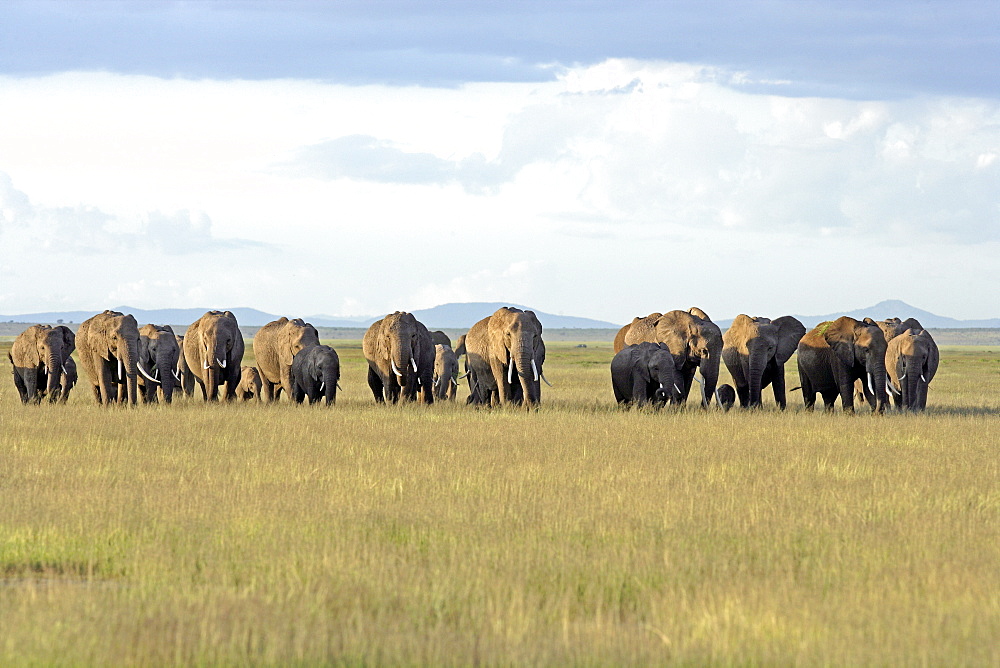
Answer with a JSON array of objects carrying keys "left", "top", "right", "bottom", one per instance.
[{"left": 1, "top": 0, "right": 998, "bottom": 324}]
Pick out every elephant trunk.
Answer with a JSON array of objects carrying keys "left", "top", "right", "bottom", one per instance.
[
  {"left": 46, "top": 349, "right": 62, "bottom": 400},
  {"left": 699, "top": 355, "right": 719, "bottom": 409},
  {"left": 119, "top": 338, "right": 139, "bottom": 406},
  {"left": 514, "top": 345, "right": 539, "bottom": 407},
  {"left": 157, "top": 346, "right": 176, "bottom": 403},
  {"left": 904, "top": 359, "right": 921, "bottom": 411},
  {"left": 747, "top": 348, "right": 767, "bottom": 408},
  {"left": 870, "top": 357, "right": 888, "bottom": 413},
  {"left": 391, "top": 344, "right": 411, "bottom": 387},
  {"left": 322, "top": 366, "right": 338, "bottom": 405}
]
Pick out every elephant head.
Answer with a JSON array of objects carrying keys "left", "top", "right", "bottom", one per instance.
[
  {"left": 9, "top": 324, "right": 73, "bottom": 403},
  {"left": 816, "top": 316, "right": 889, "bottom": 412},
  {"left": 487, "top": 307, "right": 546, "bottom": 407},
  {"left": 886, "top": 328, "right": 938, "bottom": 411},
  {"left": 77, "top": 310, "right": 140, "bottom": 405},
  {"left": 59, "top": 356, "right": 78, "bottom": 404},
  {"left": 722, "top": 314, "right": 805, "bottom": 409},
  {"left": 137, "top": 324, "right": 180, "bottom": 403},
  {"left": 184, "top": 311, "right": 245, "bottom": 401},
  {"left": 653, "top": 310, "right": 723, "bottom": 408}
]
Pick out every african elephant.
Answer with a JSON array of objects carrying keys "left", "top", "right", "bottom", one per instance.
[
  {"left": 290, "top": 344, "right": 341, "bottom": 405},
  {"left": 722, "top": 315, "right": 805, "bottom": 409},
  {"left": 432, "top": 344, "right": 460, "bottom": 401},
  {"left": 610, "top": 341, "right": 680, "bottom": 407},
  {"left": 885, "top": 328, "right": 939, "bottom": 411},
  {"left": 235, "top": 365, "right": 263, "bottom": 402},
  {"left": 854, "top": 317, "right": 924, "bottom": 403},
  {"left": 137, "top": 324, "right": 181, "bottom": 404},
  {"left": 362, "top": 311, "right": 435, "bottom": 404},
  {"left": 183, "top": 311, "right": 245, "bottom": 401},
  {"left": 620, "top": 309, "right": 723, "bottom": 408},
  {"left": 716, "top": 384, "right": 736, "bottom": 411},
  {"left": 174, "top": 335, "right": 196, "bottom": 398},
  {"left": 454, "top": 334, "right": 467, "bottom": 357},
  {"left": 253, "top": 317, "right": 320, "bottom": 402},
  {"left": 76, "top": 310, "right": 140, "bottom": 405},
  {"left": 430, "top": 330, "right": 452, "bottom": 348},
  {"left": 796, "top": 316, "right": 888, "bottom": 413},
  {"left": 464, "top": 307, "right": 547, "bottom": 407},
  {"left": 9, "top": 324, "right": 75, "bottom": 403}
]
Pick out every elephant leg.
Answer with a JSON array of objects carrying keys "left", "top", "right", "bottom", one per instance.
[
  {"left": 13, "top": 369, "right": 30, "bottom": 404},
  {"left": 799, "top": 370, "right": 816, "bottom": 411},
  {"left": 367, "top": 367, "right": 385, "bottom": 403},
  {"left": 734, "top": 381, "right": 750, "bottom": 408},
  {"left": 771, "top": 366, "right": 787, "bottom": 410}
]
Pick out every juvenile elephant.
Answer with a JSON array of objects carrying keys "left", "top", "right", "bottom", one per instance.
[
  {"left": 235, "top": 365, "right": 263, "bottom": 402},
  {"left": 183, "top": 311, "right": 245, "bottom": 401},
  {"left": 796, "top": 316, "right": 888, "bottom": 413},
  {"left": 174, "top": 335, "right": 196, "bottom": 398},
  {"left": 432, "top": 344, "right": 460, "bottom": 401},
  {"left": 885, "top": 328, "right": 939, "bottom": 411},
  {"left": 253, "top": 317, "right": 320, "bottom": 402},
  {"left": 77, "top": 310, "right": 140, "bottom": 405},
  {"left": 290, "top": 344, "right": 341, "bottom": 405},
  {"left": 722, "top": 315, "right": 806, "bottom": 409},
  {"left": 465, "top": 307, "right": 548, "bottom": 407},
  {"left": 363, "top": 312, "right": 435, "bottom": 404},
  {"left": 716, "top": 384, "right": 736, "bottom": 411},
  {"left": 9, "top": 324, "right": 76, "bottom": 403},
  {"left": 610, "top": 342, "right": 681, "bottom": 407},
  {"left": 137, "top": 324, "right": 181, "bottom": 404},
  {"left": 620, "top": 309, "right": 723, "bottom": 408}
]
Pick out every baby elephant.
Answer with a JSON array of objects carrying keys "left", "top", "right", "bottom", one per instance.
[
  {"left": 432, "top": 344, "right": 460, "bottom": 401},
  {"left": 716, "top": 383, "right": 736, "bottom": 412},
  {"left": 58, "top": 357, "right": 78, "bottom": 404},
  {"left": 236, "top": 366, "right": 263, "bottom": 402},
  {"left": 290, "top": 345, "right": 341, "bottom": 405},
  {"left": 611, "top": 342, "right": 680, "bottom": 407}
]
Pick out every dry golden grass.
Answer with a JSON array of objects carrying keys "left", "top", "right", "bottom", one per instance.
[{"left": 0, "top": 339, "right": 998, "bottom": 665}]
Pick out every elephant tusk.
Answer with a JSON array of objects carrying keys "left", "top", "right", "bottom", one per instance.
[
  {"left": 714, "top": 388, "right": 722, "bottom": 406},
  {"left": 540, "top": 372, "right": 553, "bottom": 387},
  {"left": 173, "top": 370, "right": 181, "bottom": 383},
  {"left": 920, "top": 374, "right": 926, "bottom": 383},
  {"left": 674, "top": 383, "right": 682, "bottom": 395},
  {"left": 508, "top": 359, "right": 515, "bottom": 384},
  {"left": 62, "top": 364, "right": 68, "bottom": 375},
  {"left": 531, "top": 358, "right": 539, "bottom": 382},
  {"left": 867, "top": 373, "right": 874, "bottom": 395},
  {"left": 118, "top": 358, "right": 124, "bottom": 379},
  {"left": 319, "top": 381, "right": 324, "bottom": 393},
  {"left": 203, "top": 359, "right": 210, "bottom": 369},
  {"left": 886, "top": 380, "right": 901, "bottom": 396},
  {"left": 137, "top": 362, "right": 160, "bottom": 384},
  {"left": 457, "top": 371, "right": 470, "bottom": 380},
  {"left": 411, "top": 357, "right": 418, "bottom": 372},
  {"left": 433, "top": 377, "right": 440, "bottom": 387},
  {"left": 451, "top": 377, "right": 460, "bottom": 387},
  {"left": 391, "top": 359, "right": 403, "bottom": 377},
  {"left": 217, "top": 358, "right": 227, "bottom": 369}
]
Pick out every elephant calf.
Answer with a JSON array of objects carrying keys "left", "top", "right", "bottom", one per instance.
[
  {"left": 611, "top": 342, "right": 680, "bottom": 407},
  {"left": 433, "top": 344, "right": 460, "bottom": 401},
  {"left": 291, "top": 345, "right": 341, "bottom": 405},
  {"left": 236, "top": 366, "right": 263, "bottom": 402}
]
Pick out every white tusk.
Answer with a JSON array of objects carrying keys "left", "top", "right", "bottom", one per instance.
[
  {"left": 451, "top": 377, "right": 459, "bottom": 387},
  {"left": 118, "top": 358, "right": 124, "bottom": 378},
  {"left": 540, "top": 372, "right": 553, "bottom": 387},
  {"left": 433, "top": 377, "right": 440, "bottom": 387},
  {"left": 531, "top": 358, "right": 539, "bottom": 381},
  {"left": 920, "top": 374, "right": 926, "bottom": 383},
  {"left": 867, "top": 373, "right": 874, "bottom": 395},
  {"left": 674, "top": 383, "right": 682, "bottom": 395},
  {"left": 173, "top": 370, "right": 181, "bottom": 382},
  {"left": 218, "top": 358, "right": 227, "bottom": 369},
  {"left": 391, "top": 359, "right": 403, "bottom": 377},
  {"left": 508, "top": 359, "right": 515, "bottom": 384},
  {"left": 62, "top": 364, "right": 68, "bottom": 374},
  {"left": 457, "top": 371, "right": 470, "bottom": 380},
  {"left": 154, "top": 368, "right": 160, "bottom": 380},
  {"left": 319, "top": 381, "right": 324, "bottom": 393},
  {"left": 898, "top": 373, "right": 906, "bottom": 381},
  {"left": 714, "top": 389, "right": 722, "bottom": 405},
  {"left": 411, "top": 357, "right": 418, "bottom": 372},
  {"left": 137, "top": 362, "right": 160, "bottom": 384},
  {"left": 659, "top": 383, "right": 664, "bottom": 390}
]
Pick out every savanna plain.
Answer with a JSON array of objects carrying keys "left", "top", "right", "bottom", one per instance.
[{"left": 1, "top": 338, "right": 998, "bottom": 665}]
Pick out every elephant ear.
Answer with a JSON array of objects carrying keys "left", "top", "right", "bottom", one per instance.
[
  {"left": 57, "top": 325, "right": 76, "bottom": 355},
  {"left": 772, "top": 316, "right": 806, "bottom": 365}
]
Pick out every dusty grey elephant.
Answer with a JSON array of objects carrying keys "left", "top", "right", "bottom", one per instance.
[
  {"left": 464, "top": 307, "right": 548, "bottom": 407},
  {"left": 620, "top": 309, "right": 723, "bottom": 408},
  {"left": 610, "top": 342, "right": 681, "bottom": 407},
  {"left": 432, "top": 344, "right": 460, "bottom": 401},
  {"left": 183, "top": 311, "right": 245, "bottom": 401},
  {"left": 137, "top": 324, "right": 181, "bottom": 404},
  {"left": 362, "top": 311, "right": 435, "bottom": 404},
  {"left": 9, "top": 324, "right": 75, "bottom": 404},
  {"left": 796, "top": 316, "right": 888, "bottom": 413},
  {"left": 722, "top": 315, "right": 805, "bottom": 409},
  {"left": 235, "top": 365, "right": 263, "bottom": 402},
  {"left": 174, "top": 335, "right": 196, "bottom": 398},
  {"left": 77, "top": 310, "right": 141, "bottom": 405},
  {"left": 253, "top": 317, "right": 320, "bottom": 402},
  {"left": 885, "top": 328, "right": 939, "bottom": 411},
  {"left": 290, "top": 344, "right": 341, "bottom": 405}
]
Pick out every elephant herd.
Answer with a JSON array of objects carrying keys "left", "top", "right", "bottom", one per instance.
[
  {"left": 612, "top": 308, "right": 939, "bottom": 413},
  {"left": 8, "top": 305, "right": 938, "bottom": 412}
]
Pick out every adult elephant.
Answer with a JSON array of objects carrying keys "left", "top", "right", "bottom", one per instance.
[
  {"left": 77, "top": 310, "right": 140, "bottom": 405},
  {"left": 611, "top": 342, "right": 680, "bottom": 407},
  {"left": 362, "top": 311, "right": 435, "bottom": 404},
  {"left": 137, "top": 324, "right": 181, "bottom": 404},
  {"left": 465, "top": 307, "right": 547, "bottom": 407},
  {"left": 432, "top": 344, "right": 460, "bottom": 401},
  {"left": 235, "top": 366, "right": 263, "bottom": 402},
  {"left": 290, "top": 344, "right": 341, "bottom": 405},
  {"left": 9, "top": 324, "right": 75, "bottom": 403},
  {"left": 886, "top": 328, "right": 939, "bottom": 411},
  {"left": 253, "top": 317, "right": 320, "bottom": 401},
  {"left": 430, "top": 330, "right": 452, "bottom": 348},
  {"left": 621, "top": 309, "right": 723, "bottom": 408},
  {"left": 183, "top": 311, "right": 245, "bottom": 401},
  {"left": 174, "top": 335, "right": 196, "bottom": 398},
  {"left": 796, "top": 316, "right": 888, "bottom": 413},
  {"left": 722, "top": 315, "right": 805, "bottom": 409}
]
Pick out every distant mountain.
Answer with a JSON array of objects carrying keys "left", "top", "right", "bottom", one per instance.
[
  {"left": 0, "top": 302, "right": 622, "bottom": 330},
  {"left": 713, "top": 299, "right": 1000, "bottom": 330}
]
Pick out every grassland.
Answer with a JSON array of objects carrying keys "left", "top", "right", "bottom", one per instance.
[{"left": 1, "top": 339, "right": 998, "bottom": 665}]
